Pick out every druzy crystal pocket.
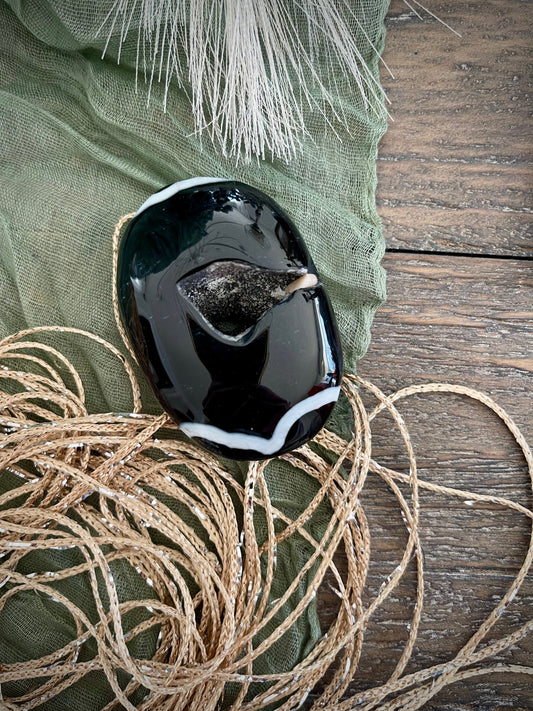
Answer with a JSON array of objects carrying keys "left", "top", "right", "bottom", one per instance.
[{"left": 117, "top": 179, "right": 343, "bottom": 460}]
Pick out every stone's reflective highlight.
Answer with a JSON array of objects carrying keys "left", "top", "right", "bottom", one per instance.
[{"left": 117, "top": 179, "right": 343, "bottom": 460}]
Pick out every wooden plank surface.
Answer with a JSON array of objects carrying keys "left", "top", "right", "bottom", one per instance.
[
  {"left": 316, "top": 2, "right": 533, "bottom": 708},
  {"left": 377, "top": 0, "right": 533, "bottom": 257},
  {"left": 316, "top": 254, "right": 533, "bottom": 708}
]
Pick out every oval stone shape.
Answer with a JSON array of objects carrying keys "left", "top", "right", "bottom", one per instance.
[{"left": 117, "top": 178, "right": 343, "bottom": 460}]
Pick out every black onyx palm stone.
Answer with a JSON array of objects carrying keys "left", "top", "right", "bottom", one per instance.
[{"left": 117, "top": 178, "right": 343, "bottom": 460}]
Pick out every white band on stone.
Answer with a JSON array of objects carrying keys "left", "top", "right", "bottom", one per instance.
[
  {"left": 136, "top": 177, "right": 229, "bottom": 216},
  {"left": 180, "top": 386, "right": 341, "bottom": 456}
]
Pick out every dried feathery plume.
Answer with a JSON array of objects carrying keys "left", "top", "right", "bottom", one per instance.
[{"left": 98, "top": 0, "right": 458, "bottom": 162}]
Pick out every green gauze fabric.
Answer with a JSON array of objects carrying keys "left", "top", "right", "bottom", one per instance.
[{"left": 0, "top": 1, "right": 388, "bottom": 708}]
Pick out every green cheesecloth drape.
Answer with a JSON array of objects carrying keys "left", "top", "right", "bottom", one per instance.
[{"left": 0, "top": 1, "right": 388, "bottom": 707}]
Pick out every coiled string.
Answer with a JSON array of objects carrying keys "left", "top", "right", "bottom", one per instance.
[{"left": 0, "top": 216, "right": 530, "bottom": 710}]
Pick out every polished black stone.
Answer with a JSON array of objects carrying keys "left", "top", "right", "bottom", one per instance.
[{"left": 117, "top": 179, "right": 343, "bottom": 460}]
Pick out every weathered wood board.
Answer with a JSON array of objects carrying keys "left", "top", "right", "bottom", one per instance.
[
  {"left": 316, "top": 1, "right": 532, "bottom": 707},
  {"left": 378, "top": 0, "right": 532, "bottom": 257},
  {"left": 317, "top": 254, "right": 532, "bottom": 708},
  {"left": 356, "top": 254, "right": 532, "bottom": 707}
]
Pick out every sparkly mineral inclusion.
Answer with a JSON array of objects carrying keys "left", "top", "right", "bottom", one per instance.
[{"left": 117, "top": 178, "right": 343, "bottom": 460}]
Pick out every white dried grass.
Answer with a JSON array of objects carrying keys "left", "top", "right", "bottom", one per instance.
[{"left": 98, "top": 1, "right": 457, "bottom": 162}]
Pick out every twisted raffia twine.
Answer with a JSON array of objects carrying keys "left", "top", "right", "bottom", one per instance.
[{"left": 0, "top": 215, "right": 531, "bottom": 710}]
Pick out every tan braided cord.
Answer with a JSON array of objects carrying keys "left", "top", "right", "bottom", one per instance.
[{"left": 0, "top": 216, "right": 530, "bottom": 710}]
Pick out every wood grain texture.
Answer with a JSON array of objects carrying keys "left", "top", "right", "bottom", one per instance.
[
  {"left": 316, "top": 254, "right": 532, "bottom": 708},
  {"left": 378, "top": 0, "right": 533, "bottom": 256},
  {"left": 313, "top": 3, "right": 532, "bottom": 708},
  {"left": 337, "top": 254, "right": 532, "bottom": 708}
]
